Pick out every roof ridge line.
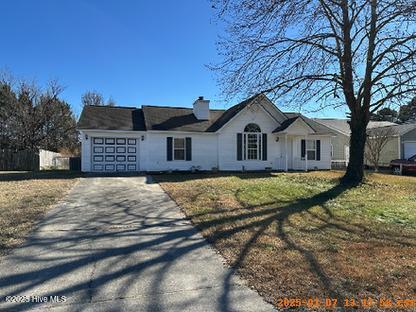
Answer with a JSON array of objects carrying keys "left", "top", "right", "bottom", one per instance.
[
  {"left": 86, "top": 105, "right": 139, "bottom": 109},
  {"left": 142, "top": 105, "right": 226, "bottom": 111}
]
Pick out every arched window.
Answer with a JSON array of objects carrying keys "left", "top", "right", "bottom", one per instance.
[
  {"left": 243, "top": 123, "right": 263, "bottom": 160},
  {"left": 244, "top": 123, "right": 261, "bottom": 133}
]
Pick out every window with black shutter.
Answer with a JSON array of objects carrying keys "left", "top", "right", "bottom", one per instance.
[
  {"left": 237, "top": 133, "right": 243, "bottom": 161},
  {"left": 302, "top": 139, "right": 319, "bottom": 160},
  {"left": 262, "top": 133, "right": 267, "bottom": 160},
  {"left": 185, "top": 137, "right": 192, "bottom": 161},
  {"left": 240, "top": 123, "right": 265, "bottom": 161},
  {"left": 167, "top": 137, "right": 173, "bottom": 161}
]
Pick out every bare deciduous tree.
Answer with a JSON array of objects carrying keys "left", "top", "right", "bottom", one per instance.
[
  {"left": 81, "top": 91, "right": 104, "bottom": 106},
  {"left": 211, "top": 0, "right": 416, "bottom": 185},
  {"left": 365, "top": 126, "right": 395, "bottom": 171},
  {"left": 81, "top": 91, "right": 117, "bottom": 107}
]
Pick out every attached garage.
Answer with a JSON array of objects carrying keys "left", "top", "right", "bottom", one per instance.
[
  {"left": 91, "top": 137, "right": 139, "bottom": 172},
  {"left": 404, "top": 142, "right": 416, "bottom": 159}
]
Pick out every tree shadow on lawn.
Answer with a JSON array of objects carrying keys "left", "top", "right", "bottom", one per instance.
[
  {"left": 188, "top": 182, "right": 416, "bottom": 308},
  {"left": 0, "top": 179, "right": 414, "bottom": 311}
]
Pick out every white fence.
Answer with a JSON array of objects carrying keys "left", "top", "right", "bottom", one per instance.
[{"left": 39, "top": 149, "right": 69, "bottom": 170}]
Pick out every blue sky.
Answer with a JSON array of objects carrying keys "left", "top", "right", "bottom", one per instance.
[{"left": 1, "top": 0, "right": 347, "bottom": 118}]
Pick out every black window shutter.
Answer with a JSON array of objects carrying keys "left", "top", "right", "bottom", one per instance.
[
  {"left": 316, "top": 140, "right": 321, "bottom": 161},
  {"left": 301, "top": 139, "right": 306, "bottom": 158},
  {"left": 262, "top": 133, "right": 267, "bottom": 160},
  {"left": 237, "top": 133, "right": 242, "bottom": 161},
  {"left": 185, "top": 137, "right": 192, "bottom": 161},
  {"left": 167, "top": 137, "right": 173, "bottom": 161}
]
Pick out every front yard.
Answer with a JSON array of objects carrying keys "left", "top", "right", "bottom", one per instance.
[
  {"left": 0, "top": 171, "right": 79, "bottom": 256},
  {"left": 157, "top": 171, "right": 416, "bottom": 309}
]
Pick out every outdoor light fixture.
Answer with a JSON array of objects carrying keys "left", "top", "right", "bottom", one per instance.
[
  {"left": 141, "top": 135, "right": 145, "bottom": 141},
  {"left": 275, "top": 137, "right": 280, "bottom": 142},
  {"left": 85, "top": 134, "right": 89, "bottom": 140}
]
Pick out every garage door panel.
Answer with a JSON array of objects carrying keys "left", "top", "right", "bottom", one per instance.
[
  {"left": 92, "top": 137, "right": 138, "bottom": 172},
  {"left": 93, "top": 155, "right": 104, "bottom": 162},
  {"left": 116, "top": 155, "right": 126, "bottom": 162},
  {"left": 105, "top": 147, "right": 115, "bottom": 153},
  {"left": 93, "top": 164, "right": 104, "bottom": 171},
  {"left": 105, "top": 164, "right": 115, "bottom": 171},
  {"left": 116, "top": 164, "right": 126, "bottom": 171},
  {"left": 93, "top": 146, "right": 104, "bottom": 153},
  {"left": 127, "top": 164, "right": 136, "bottom": 171}
]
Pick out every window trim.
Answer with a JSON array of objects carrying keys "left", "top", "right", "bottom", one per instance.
[
  {"left": 173, "top": 137, "right": 186, "bottom": 161},
  {"left": 302, "top": 139, "right": 317, "bottom": 161},
  {"left": 243, "top": 132, "right": 263, "bottom": 161}
]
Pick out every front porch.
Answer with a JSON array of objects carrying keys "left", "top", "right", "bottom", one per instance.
[{"left": 273, "top": 134, "right": 332, "bottom": 171}]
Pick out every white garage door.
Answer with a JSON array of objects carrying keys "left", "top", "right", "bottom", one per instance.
[
  {"left": 92, "top": 137, "right": 138, "bottom": 172},
  {"left": 404, "top": 142, "right": 416, "bottom": 159}
]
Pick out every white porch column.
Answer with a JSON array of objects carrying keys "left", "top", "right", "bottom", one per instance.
[
  {"left": 305, "top": 135, "right": 308, "bottom": 171},
  {"left": 285, "top": 134, "right": 288, "bottom": 172}
]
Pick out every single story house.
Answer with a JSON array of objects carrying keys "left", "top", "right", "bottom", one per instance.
[
  {"left": 366, "top": 124, "right": 416, "bottom": 166},
  {"left": 313, "top": 118, "right": 416, "bottom": 167},
  {"left": 77, "top": 94, "right": 336, "bottom": 172}
]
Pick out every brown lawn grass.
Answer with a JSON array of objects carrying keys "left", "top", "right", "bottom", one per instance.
[
  {"left": 0, "top": 171, "right": 79, "bottom": 256},
  {"left": 157, "top": 171, "right": 416, "bottom": 311}
]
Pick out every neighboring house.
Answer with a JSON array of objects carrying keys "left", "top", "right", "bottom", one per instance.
[
  {"left": 314, "top": 118, "right": 416, "bottom": 167},
  {"left": 366, "top": 124, "right": 416, "bottom": 166},
  {"left": 77, "top": 94, "right": 336, "bottom": 172}
]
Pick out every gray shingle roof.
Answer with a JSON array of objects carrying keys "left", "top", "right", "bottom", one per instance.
[
  {"left": 77, "top": 105, "right": 145, "bottom": 131},
  {"left": 367, "top": 123, "right": 416, "bottom": 136},
  {"left": 141, "top": 106, "right": 225, "bottom": 132},
  {"left": 274, "top": 113, "right": 337, "bottom": 135},
  {"left": 77, "top": 95, "right": 336, "bottom": 135},
  {"left": 77, "top": 94, "right": 261, "bottom": 133},
  {"left": 313, "top": 118, "right": 397, "bottom": 136}
]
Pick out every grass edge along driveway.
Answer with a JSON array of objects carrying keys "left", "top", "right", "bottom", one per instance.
[{"left": 0, "top": 171, "right": 80, "bottom": 257}]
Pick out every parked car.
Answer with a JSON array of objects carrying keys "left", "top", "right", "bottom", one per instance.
[{"left": 390, "top": 154, "right": 416, "bottom": 175}]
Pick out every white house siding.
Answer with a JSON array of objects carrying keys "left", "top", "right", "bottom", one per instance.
[
  {"left": 292, "top": 136, "right": 332, "bottom": 170},
  {"left": 217, "top": 104, "right": 280, "bottom": 171},
  {"left": 79, "top": 130, "right": 143, "bottom": 172},
  {"left": 79, "top": 102, "right": 334, "bottom": 172},
  {"left": 141, "top": 132, "right": 218, "bottom": 171}
]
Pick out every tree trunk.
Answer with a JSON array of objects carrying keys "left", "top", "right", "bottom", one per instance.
[{"left": 341, "top": 113, "right": 368, "bottom": 186}]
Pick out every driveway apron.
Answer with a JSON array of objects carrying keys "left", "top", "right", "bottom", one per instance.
[{"left": 0, "top": 176, "right": 274, "bottom": 311}]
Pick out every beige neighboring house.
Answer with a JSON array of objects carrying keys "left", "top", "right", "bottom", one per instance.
[{"left": 313, "top": 119, "right": 416, "bottom": 167}]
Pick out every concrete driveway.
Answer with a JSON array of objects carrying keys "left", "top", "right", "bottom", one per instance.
[{"left": 0, "top": 176, "right": 274, "bottom": 311}]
